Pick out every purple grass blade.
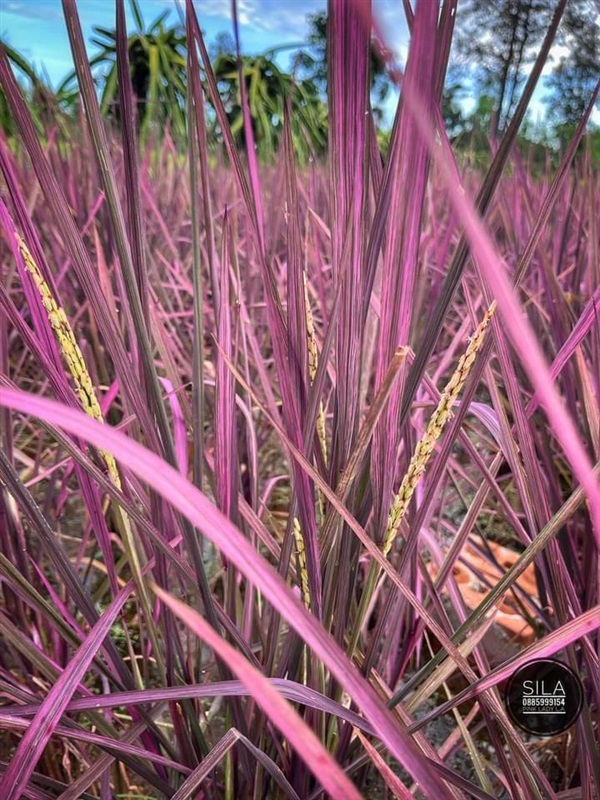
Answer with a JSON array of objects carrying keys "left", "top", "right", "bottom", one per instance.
[
  {"left": 369, "top": 0, "right": 439, "bottom": 538},
  {"left": 355, "top": 729, "right": 414, "bottom": 800},
  {"left": 115, "top": 0, "right": 149, "bottom": 323},
  {"left": 328, "top": 0, "right": 371, "bottom": 472},
  {"left": 0, "top": 44, "right": 161, "bottom": 449},
  {"left": 160, "top": 377, "right": 188, "bottom": 475},
  {"left": 0, "top": 580, "right": 134, "bottom": 799},
  {"left": 154, "top": 585, "right": 362, "bottom": 800},
  {"left": 231, "top": 0, "right": 265, "bottom": 255},
  {"left": 2, "top": 678, "right": 378, "bottom": 736},
  {"left": 0, "top": 388, "right": 456, "bottom": 799},
  {"left": 185, "top": 7, "right": 210, "bottom": 492},
  {"left": 398, "top": 80, "right": 600, "bottom": 541},
  {"left": 170, "top": 727, "right": 301, "bottom": 800},
  {"left": 215, "top": 210, "right": 239, "bottom": 526},
  {"left": 529, "top": 289, "right": 600, "bottom": 418}
]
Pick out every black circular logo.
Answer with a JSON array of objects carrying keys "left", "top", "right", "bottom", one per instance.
[{"left": 505, "top": 658, "right": 583, "bottom": 736}]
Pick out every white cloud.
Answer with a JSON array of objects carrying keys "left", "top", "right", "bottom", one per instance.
[
  {"left": 186, "top": 0, "right": 324, "bottom": 34},
  {"left": 3, "top": 0, "right": 62, "bottom": 21}
]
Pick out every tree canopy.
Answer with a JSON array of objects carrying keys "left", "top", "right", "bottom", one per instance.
[
  {"left": 444, "top": 0, "right": 599, "bottom": 143},
  {"left": 545, "top": 0, "right": 600, "bottom": 133},
  {"left": 57, "top": 1, "right": 188, "bottom": 142},
  {"left": 1, "top": 0, "right": 598, "bottom": 159}
]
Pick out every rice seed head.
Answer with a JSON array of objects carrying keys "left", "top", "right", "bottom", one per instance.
[
  {"left": 293, "top": 515, "right": 311, "bottom": 610},
  {"left": 16, "top": 232, "right": 163, "bottom": 665},
  {"left": 383, "top": 303, "right": 496, "bottom": 558},
  {"left": 16, "top": 233, "right": 122, "bottom": 489}
]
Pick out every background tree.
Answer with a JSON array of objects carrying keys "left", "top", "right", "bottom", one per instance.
[
  {"left": 448, "top": 0, "right": 553, "bottom": 136},
  {"left": 545, "top": 0, "right": 600, "bottom": 139},
  {"left": 212, "top": 49, "right": 327, "bottom": 162},
  {"left": 53, "top": 2, "right": 327, "bottom": 160},
  {"left": 441, "top": 65, "right": 469, "bottom": 139},
  {"left": 58, "top": 0, "right": 188, "bottom": 142}
]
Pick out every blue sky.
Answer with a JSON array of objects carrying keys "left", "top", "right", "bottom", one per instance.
[
  {"left": 0, "top": 1, "right": 407, "bottom": 85},
  {"left": 0, "top": 1, "right": 594, "bottom": 129},
  {"left": 0, "top": 0, "right": 408, "bottom": 125}
]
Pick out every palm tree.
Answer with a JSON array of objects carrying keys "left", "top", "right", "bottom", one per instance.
[
  {"left": 57, "top": 0, "right": 188, "bottom": 142},
  {"left": 53, "top": 0, "right": 327, "bottom": 160},
  {"left": 213, "top": 50, "right": 327, "bottom": 162}
]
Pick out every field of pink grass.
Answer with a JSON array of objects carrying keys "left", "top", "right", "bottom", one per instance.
[{"left": 0, "top": 0, "right": 598, "bottom": 798}]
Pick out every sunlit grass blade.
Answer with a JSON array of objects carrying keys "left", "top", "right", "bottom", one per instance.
[
  {"left": 154, "top": 586, "right": 360, "bottom": 800},
  {"left": 170, "top": 727, "right": 301, "bottom": 800},
  {"left": 0, "top": 387, "right": 457, "bottom": 798},
  {"left": 0, "top": 581, "right": 134, "bottom": 800},
  {"left": 397, "top": 0, "right": 568, "bottom": 429}
]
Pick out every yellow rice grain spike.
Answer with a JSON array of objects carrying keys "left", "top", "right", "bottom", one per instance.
[
  {"left": 383, "top": 302, "right": 496, "bottom": 558},
  {"left": 303, "top": 270, "right": 327, "bottom": 468},
  {"left": 293, "top": 515, "right": 311, "bottom": 610},
  {"left": 16, "top": 234, "right": 121, "bottom": 488},
  {"left": 15, "top": 233, "right": 164, "bottom": 678}
]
